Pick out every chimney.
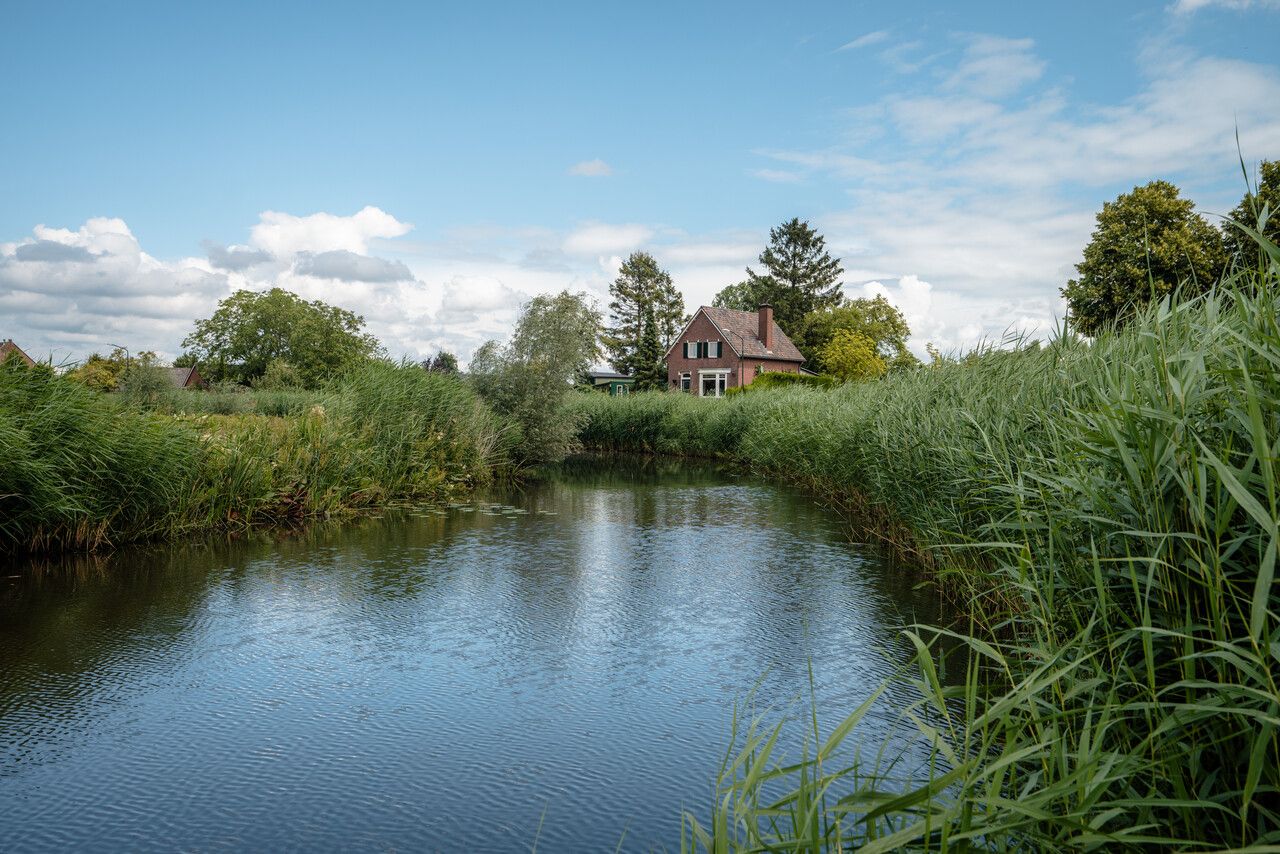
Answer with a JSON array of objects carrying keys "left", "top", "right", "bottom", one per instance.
[{"left": 758, "top": 304, "right": 774, "bottom": 351}]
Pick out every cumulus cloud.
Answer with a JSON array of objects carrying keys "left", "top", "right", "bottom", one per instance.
[
  {"left": 293, "top": 250, "right": 413, "bottom": 282},
  {"left": 568, "top": 158, "right": 614, "bottom": 177},
  {"left": 249, "top": 205, "right": 412, "bottom": 257},
  {"left": 204, "top": 241, "right": 272, "bottom": 271},
  {"left": 12, "top": 240, "right": 101, "bottom": 263}
]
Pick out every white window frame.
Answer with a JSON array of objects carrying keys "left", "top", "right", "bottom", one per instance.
[
  {"left": 698, "top": 369, "right": 729, "bottom": 398},
  {"left": 679, "top": 372, "right": 691, "bottom": 393}
]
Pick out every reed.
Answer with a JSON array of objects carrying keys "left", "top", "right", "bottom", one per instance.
[
  {"left": 574, "top": 236, "right": 1280, "bottom": 850},
  {"left": 0, "top": 361, "right": 514, "bottom": 555}
]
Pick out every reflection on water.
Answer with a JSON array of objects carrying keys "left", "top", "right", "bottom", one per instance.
[{"left": 0, "top": 455, "right": 943, "bottom": 853}]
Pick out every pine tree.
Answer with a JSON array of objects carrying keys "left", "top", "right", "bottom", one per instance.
[
  {"left": 601, "top": 252, "right": 686, "bottom": 375},
  {"left": 632, "top": 305, "right": 666, "bottom": 392},
  {"left": 742, "top": 218, "right": 844, "bottom": 334}
]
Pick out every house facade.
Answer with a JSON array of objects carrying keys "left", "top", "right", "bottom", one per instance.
[
  {"left": 665, "top": 305, "right": 804, "bottom": 397},
  {"left": 0, "top": 339, "right": 35, "bottom": 367}
]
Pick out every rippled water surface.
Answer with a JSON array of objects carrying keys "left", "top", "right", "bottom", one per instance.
[{"left": 0, "top": 456, "right": 942, "bottom": 852}]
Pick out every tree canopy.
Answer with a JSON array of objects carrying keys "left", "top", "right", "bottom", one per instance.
[
  {"left": 819, "top": 329, "right": 887, "bottom": 382},
  {"left": 469, "top": 290, "right": 601, "bottom": 464},
  {"left": 1062, "top": 181, "right": 1227, "bottom": 336},
  {"left": 796, "top": 295, "right": 916, "bottom": 373},
  {"left": 1223, "top": 159, "right": 1280, "bottom": 268},
  {"left": 601, "top": 252, "right": 685, "bottom": 376},
  {"left": 180, "top": 288, "right": 382, "bottom": 387},
  {"left": 714, "top": 218, "right": 844, "bottom": 335}
]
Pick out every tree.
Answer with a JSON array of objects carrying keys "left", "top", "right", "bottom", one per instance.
[
  {"left": 65, "top": 348, "right": 160, "bottom": 392},
  {"left": 1223, "top": 159, "right": 1280, "bottom": 268},
  {"left": 632, "top": 306, "right": 665, "bottom": 392},
  {"left": 820, "top": 330, "right": 887, "bottom": 382},
  {"left": 796, "top": 295, "right": 916, "bottom": 372},
  {"left": 1062, "top": 181, "right": 1227, "bottom": 336},
  {"left": 422, "top": 350, "right": 459, "bottom": 374},
  {"left": 732, "top": 218, "right": 844, "bottom": 335},
  {"left": 470, "top": 291, "right": 602, "bottom": 464},
  {"left": 711, "top": 279, "right": 766, "bottom": 312},
  {"left": 180, "top": 288, "right": 382, "bottom": 387},
  {"left": 601, "top": 252, "right": 686, "bottom": 375}
]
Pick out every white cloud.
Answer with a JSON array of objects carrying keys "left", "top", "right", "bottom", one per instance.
[
  {"left": 568, "top": 158, "right": 614, "bottom": 177},
  {"left": 942, "top": 35, "right": 1046, "bottom": 99},
  {"left": 750, "top": 168, "right": 804, "bottom": 183},
  {"left": 1171, "top": 0, "right": 1280, "bottom": 12},
  {"left": 562, "top": 222, "right": 654, "bottom": 256},
  {"left": 249, "top": 206, "right": 411, "bottom": 257},
  {"left": 838, "top": 31, "right": 889, "bottom": 51}
]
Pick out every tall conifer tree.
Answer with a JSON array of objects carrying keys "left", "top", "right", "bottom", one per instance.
[
  {"left": 632, "top": 305, "right": 665, "bottom": 391},
  {"left": 602, "top": 252, "right": 686, "bottom": 375},
  {"left": 714, "top": 218, "right": 844, "bottom": 334}
]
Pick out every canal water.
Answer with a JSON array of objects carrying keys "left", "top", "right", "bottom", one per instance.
[{"left": 0, "top": 456, "right": 944, "bottom": 852}]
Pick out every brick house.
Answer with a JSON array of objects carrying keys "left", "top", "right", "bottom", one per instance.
[
  {"left": 665, "top": 305, "right": 804, "bottom": 397},
  {"left": 0, "top": 339, "right": 35, "bottom": 367}
]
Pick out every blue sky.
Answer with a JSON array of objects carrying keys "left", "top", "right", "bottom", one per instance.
[{"left": 2, "top": 0, "right": 1279, "bottom": 364}]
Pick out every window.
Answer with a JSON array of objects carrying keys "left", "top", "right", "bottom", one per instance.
[
  {"left": 679, "top": 373, "right": 691, "bottom": 393},
  {"left": 699, "top": 369, "right": 729, "bottom": 398}
]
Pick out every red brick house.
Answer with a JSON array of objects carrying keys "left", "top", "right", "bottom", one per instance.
[
  {"left": 0, "top": 339, "right": 35, "bottom": 367},
  {"left": 665, "top": 304, "right": 804, "bottom": 396}
]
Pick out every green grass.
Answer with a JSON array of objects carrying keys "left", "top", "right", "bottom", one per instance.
[
  {"left": 574, "top": 247, "right": 1280, "bottom": 849},
  {"left": 0, "top": 360, "right": 514, "bottom": 554}
]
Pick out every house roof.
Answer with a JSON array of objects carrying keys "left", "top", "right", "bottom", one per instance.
[
  {"left": 585, "top": 371, "right": 633, "bottom": 381},
  {"left": 667, "top": 307, "right": 805, "bottom": 362},
  {"left": 0, "top": 339, "right": 34, "bottom": 366},
  {"left": 168, "top": 367, "right": 200, "bottom": 388}
]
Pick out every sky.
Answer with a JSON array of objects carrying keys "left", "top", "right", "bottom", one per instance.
[{"left": 2, "top": 0, "right": 1279, "bottom": 367}]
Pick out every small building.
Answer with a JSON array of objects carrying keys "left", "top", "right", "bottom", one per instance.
[
  {"left": 0, "top": 339, "right": 35, "bottom": 367},
  {"left": 167, "top": 366, "right": 209, "bottom": 390},
  {"left": 584, "top": 370, "right": 635, "bottom": 396},
  {"left": 665, "top": 304, "right": 804, "bottom": 397}
]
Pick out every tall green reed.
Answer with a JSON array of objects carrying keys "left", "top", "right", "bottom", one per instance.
[{"left": 575, "top": 235, "right": 1280, "bottom": 850}]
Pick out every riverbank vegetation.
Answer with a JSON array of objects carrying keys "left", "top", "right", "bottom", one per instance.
[
  {"left": 0, "top": 359, "right": 511, "bottom": 555},
  {"left": 575, "top": 227, "right": 1280, "bottom": 848}
]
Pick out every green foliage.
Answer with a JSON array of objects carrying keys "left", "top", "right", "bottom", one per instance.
[
  {"left": 728, "top": 371, "right": 837, "bottom": 396},
  {"left": 64, "top": 347, "right": 159, "bottom": 392},
  {"left": 1063, "top": 180, "right": 1227, "bottom": 335},
  {"left": 0, "top": 362, "right": 509, "bottom": 555},
  {"left": 1224, "top": 159, "right": 1280, "bottom": 268},
  {"left": 181, "top": 287, "right": 382, "bottom": 387},
  {"left": 421, "top": 350, "right": 459, "bottom": 374},
  {"left": 602, "top": 251, "right": 686, "bottom": 375},
  {"left": 797, "top": 295, "right": 916, "bottom": 371},
  {"left": 470, "top": 290, "right": 602, "bottom": 465},
  {"left": 575, "top": 235, "right": 1280, "bottom": 850},
  {"left": 252, "top": 358, "right": 303, "bottom": 390},
  {"left": 818, "top": 329, "right": 887, "bottom": 381},
  {"left": 632, "top": 305, "right": 666, "bottom": 391},
  {"left": 715, "top": 218, "right": 844, "bottom": 335}
]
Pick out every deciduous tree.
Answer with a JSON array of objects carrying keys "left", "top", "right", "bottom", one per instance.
[
  {"left": 180, "top": 288, "right": 382, "bottom": 387},
  {"left": 819, "top": 329, "right": 887, "bottom": 382},
  {"left": 1063, "top": 181, "right": 1227, "bottom": 336},
  {"left": 797, "top": 295, "right": 916, "bottom": 373}
]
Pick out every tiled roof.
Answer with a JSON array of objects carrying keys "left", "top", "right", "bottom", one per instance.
[
  {"left": 699, "top": 306, "right": 805, "bottom": 362},
  {"left": 168, "top": 367, "right": 196, "bottom": 388}
]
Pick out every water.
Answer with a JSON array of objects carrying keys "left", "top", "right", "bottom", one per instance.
[{"left": 0, "top": 456, "right": 944, "bottom": 852}]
